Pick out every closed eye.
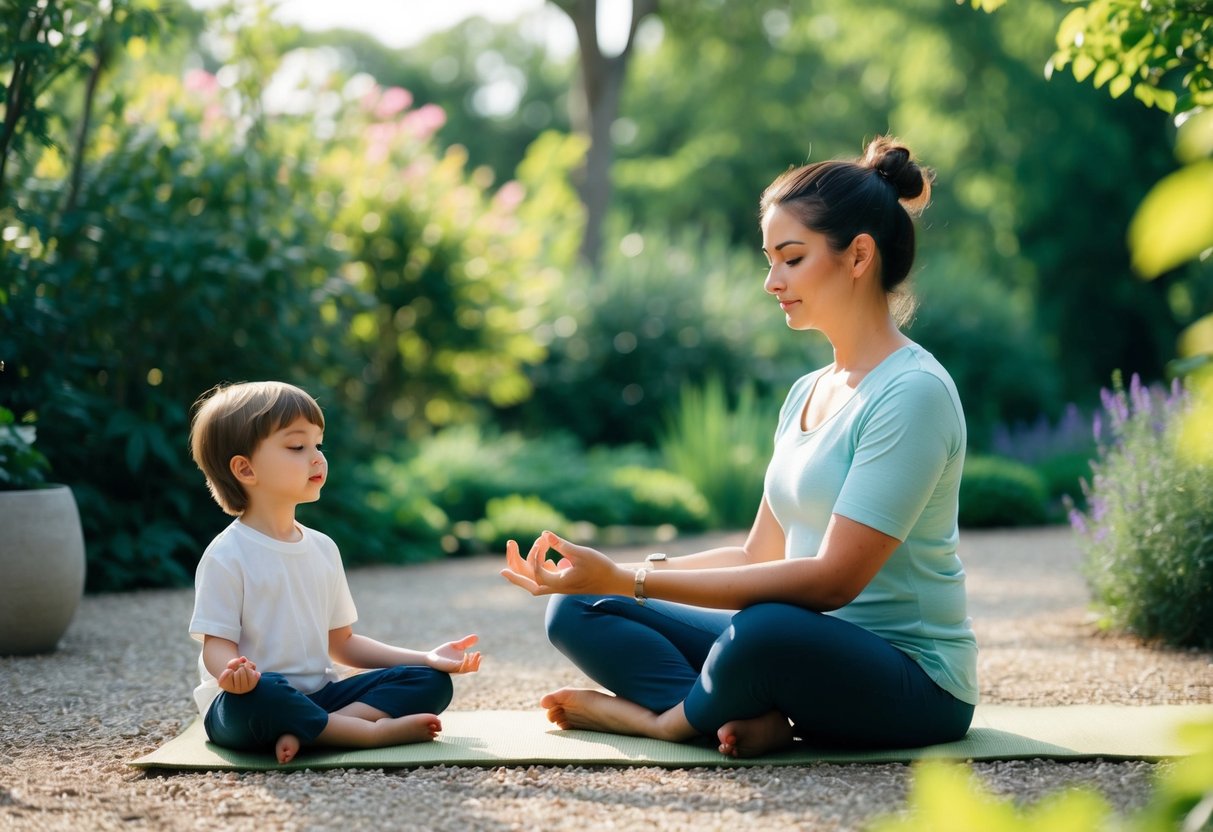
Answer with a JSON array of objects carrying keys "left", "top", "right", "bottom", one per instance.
[{"left": 786, "top": 257, "right": 803, "bottom": 267}]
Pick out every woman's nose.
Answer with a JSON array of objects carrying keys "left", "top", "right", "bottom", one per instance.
[{"left": 763, "top": 267, "right": 782, "bottom": 295}]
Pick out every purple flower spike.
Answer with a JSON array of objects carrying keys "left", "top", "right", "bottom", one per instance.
[
  {"left": 1068, "top": 508, "right": 1087, "bottom": 535},
  {"left": 1129, "top": 373, "right": 1148, "bottom": 416}
]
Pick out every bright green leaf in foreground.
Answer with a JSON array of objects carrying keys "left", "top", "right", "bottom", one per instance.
[
  {"left": 1128, "top": 160, "right": 1213, "bottom": 278},
  {"left": 867, "top": 760, "right": 1112, "bottom": 832},
  {"left": 1178, "top": 368, "right": 1213, "bottom": 463}
]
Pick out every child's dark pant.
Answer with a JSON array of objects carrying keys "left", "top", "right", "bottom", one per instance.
[{"left": 203, "top": 665, "right": 453, "bottom": 750}]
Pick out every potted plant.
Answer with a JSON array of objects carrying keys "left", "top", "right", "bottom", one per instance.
[{"left": 0, "top": 406, "right": 86, "bottom": 655}]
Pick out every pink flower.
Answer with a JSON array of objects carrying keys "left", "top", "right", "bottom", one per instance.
[
  {"left": 401, "top": 103, "right": 446, "bottom": 141},
  {"left": 375, "top": 87, "right": 414, "bottom": 119},
  {"left": 494, "top": 180, "right": 525, "bottom": 211},
  {"left": 184, "top": 69, "right": 219, "bottom": 96}
]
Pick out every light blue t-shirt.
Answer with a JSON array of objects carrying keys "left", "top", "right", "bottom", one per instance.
[{"left": 764, "top": 343, "right": 978, "bottom": 705}]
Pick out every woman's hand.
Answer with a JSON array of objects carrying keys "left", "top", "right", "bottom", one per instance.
[
  {"left": 500, "top": 531, "right": 630, "bottom": 597},
  {"left": 426, "top": 634, "right": 482, "bottom": 674},
  {"left": 217, "top": 655, "right": 261, "bottom": 694}
]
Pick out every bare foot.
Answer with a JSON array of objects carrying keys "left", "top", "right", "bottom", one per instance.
[
  {"left": 538, "top": 688, "right": 697, "bottom": 743},
  {"left": 377, "top": 713, "right": 442, "bottom": 745},
  {"left": 275, "top": 733, "right": 301, "bottom": 764},
  {"left": 717, "top": 711, "right": 795, "bottom": 758}
]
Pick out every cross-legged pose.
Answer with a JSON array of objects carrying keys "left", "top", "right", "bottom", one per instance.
[
  {"left": 188, "top": 381, "right": 481, "bottom": 764},
  {"left": 502, "top": 136, "right": 977, "bottom": 758}
]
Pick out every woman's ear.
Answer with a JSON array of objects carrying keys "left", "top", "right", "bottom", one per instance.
[
  {"left": 850, "top": 233, "right": 878, "bottom": 278},
  {"left": 230, "top": 455, "right": 256, "bottom": 484}
]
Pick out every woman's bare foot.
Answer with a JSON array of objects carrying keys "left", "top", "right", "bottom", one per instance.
[
  {"left": 538, "top": 687, "right": 697, "bottom": 743},
  {"left": 717, "top": 710, "right": 795, "bottom": 758},
  {"left": 275, "top": 733, "right": 300, "bottom": 764}
]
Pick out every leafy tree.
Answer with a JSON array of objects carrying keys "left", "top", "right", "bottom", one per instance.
[
  {"left": 616, "top": 0, "right": 1179, "bottom": 403},
  {"left": 1, "top": 4, "right": 560, "bottom": 588},
  {"left": 972, "top": 0, "right": 1213, "bottom": 456},
  {"left": 290, "top": 17, "right": 573, "bottom": 191}
]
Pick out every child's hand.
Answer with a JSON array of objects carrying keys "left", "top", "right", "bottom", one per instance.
[
  {"left": 426, "top": 635, "right": 482, "bottom": 675},
  {"left": 217, "top": 655, "right": 261, "bottom": 694}
]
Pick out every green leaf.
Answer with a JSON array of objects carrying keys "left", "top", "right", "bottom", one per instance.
[
  {"left": 1108, "top": 74, "right": 1132, "bottom": 98},
  {"left": 125, "top": 430, "right": 147, "bottom": 473},
  {"left": 1129, "top": 160, "right": 1213, "bottom": 277},
  {"left": 1134, "top": 83, "right": 1157, "bottom": 107},
  {"left": 1094, "top": 60, "right": 1119, "bottom": 88},
  {"left": 1072, "top": 53, "right": 1098, "bottom": 83},
  {"left": 1176, "top": 108, "right": 1213, "bottom": 164}
]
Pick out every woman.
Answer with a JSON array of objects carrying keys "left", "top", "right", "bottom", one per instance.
[{"left": 501, "top": 136, "right": 977, "bottom": 758}]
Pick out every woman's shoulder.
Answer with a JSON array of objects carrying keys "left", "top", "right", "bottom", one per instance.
[{"left": 875, "top": 344, "right": 959, "bottom": 397}]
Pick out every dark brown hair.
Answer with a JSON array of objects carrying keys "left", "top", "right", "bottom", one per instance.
[
  {"left": 760, "top": 135, "right": 933, "bottom": 295},
  {"left": 189, "top": 381, "right": 325, "bottom": 516}
]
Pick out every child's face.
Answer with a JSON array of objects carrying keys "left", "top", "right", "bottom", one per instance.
[{"left": 245, "top": 416, "right": 327, "bottom": 507}]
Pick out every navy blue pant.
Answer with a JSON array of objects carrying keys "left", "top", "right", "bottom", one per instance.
[
  {"left": 546, "top": 595, "right": 973, "bottom": 748},
  {"left": 204, "top": 665, "right": 453, "bottom": 751}
]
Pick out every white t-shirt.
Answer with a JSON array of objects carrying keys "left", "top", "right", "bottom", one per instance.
[{"left": 189, "top": 519, "right": 358, "bottom": 715}]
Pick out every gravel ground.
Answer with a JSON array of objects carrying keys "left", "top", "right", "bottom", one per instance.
[{"left": 1, "top": 526, "right": 1210, "bottom": 831}]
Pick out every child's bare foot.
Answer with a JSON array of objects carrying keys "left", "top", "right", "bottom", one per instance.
[
  {"left": 378, "top": 713, "right": 442, "bottom": 745},
  {"left": 275, "top": 733, "right": 301, "bottom": 764},
  {"left": 717, "top": 711, "right": 795, "bottom": 758}
]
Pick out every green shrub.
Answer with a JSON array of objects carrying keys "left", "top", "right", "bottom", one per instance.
[
  {"left": 513, "top": 229, "right": 815, "bottom": 446},
  {"left": 1034, "top": 451, "right": 1094, "bottom": 509},
  {"left": 608, "top": 466, "right": 710, "bottom": 531},
  {"left": 371, "top": 428, "right": 711, "bottom": 552},
  {"left": 908, "top": 257, "right": 1064, "bottom": 450},
  {"left": 474, "top": 495, "right": 579, "bottom": 553},
  {"left": 661, "top": 378, "right": 774, "bottom": 529},
  {"left": 958, "top": 455, "right": 1049, "bottom": 528},
  {"left": 1071, "top": 374, "right": 1213, "bottom": 648}
]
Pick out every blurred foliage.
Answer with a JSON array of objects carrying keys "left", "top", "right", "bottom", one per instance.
[
  {"left": 290, "top": 16, "right": 573, "bottom": 194},
  {"left": 907, "top": 256, "right": 1063, "bottom": 448},
  {"left": 0, "top": 3, "right": 556, "bottom": 588},
  {"left": 868, "top": 717, "right": 1213, "bottom": 831},
  {"left": 505, "top": 227, "right": 813, "bottom": 445},
  {"left": 1070, "top": 374, "right": 1213, "bottom": 648},
  {"left": 980, "top": 0, "right": 1213, "bottom": 464},
  {"left": 869, "top": 758, "right": 1113, "bottom": 831},
  {"left": 5, "top": 0, "right": 1208, "bottom": 590},
  {"left": 475, "top": 494, "right": 576, "bottom": 554},
  {"left": 368, "top": 425, "right": 709, "bottom": 554},
  {"left": 613, "top": 0, "right": 1181, "bottom": 403},
  {"left": 958, "top": 455, "right": 1050, "bottom": 528},
  {"left": 1047, "top": 0, "right": 1211, "bottom": 116},
  {"left": 660, "top": 378, "right": 774, "bottom": 529},
  {"left": 0, "top": 405, "right": 49, "bottom": 490}
]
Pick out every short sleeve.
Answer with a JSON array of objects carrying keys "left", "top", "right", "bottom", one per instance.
[
  {"left": 321, "top": 534, "right": 358, "bottom": 630},
  {"left": 833, "top": 372, "right": 962, "bottom": 541},
  {"left": 189, "top": 554, "right": 243, "bottom": 643}
]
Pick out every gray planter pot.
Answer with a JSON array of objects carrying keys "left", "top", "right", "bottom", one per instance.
[{"left": 0, "top": 484, "right": 86, "bottom": 655}]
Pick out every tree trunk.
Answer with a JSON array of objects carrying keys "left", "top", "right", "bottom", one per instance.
[{"left": 552, "top": 0, "right": 658, "bottom": 269}]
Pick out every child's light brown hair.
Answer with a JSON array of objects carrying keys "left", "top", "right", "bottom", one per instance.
[{"left": 189, "top": 382, "right": 325, "bottom": 515}]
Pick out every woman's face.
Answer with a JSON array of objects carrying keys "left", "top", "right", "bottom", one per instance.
[{"left": 761, "top": 205, "right": 852, "bottom": 332}]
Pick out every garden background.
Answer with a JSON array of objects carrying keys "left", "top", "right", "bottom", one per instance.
[{"left": 2, "top": 0, "right": 1210, "bottom": 618}]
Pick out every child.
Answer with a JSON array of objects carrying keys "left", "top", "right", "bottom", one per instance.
[{"left": 188, "top": 381, "right": 481, "bottom": 764}]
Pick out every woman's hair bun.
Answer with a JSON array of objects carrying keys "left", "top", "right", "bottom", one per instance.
[{"left": 862, "top": 135, "right": 932, "bottom": 216}]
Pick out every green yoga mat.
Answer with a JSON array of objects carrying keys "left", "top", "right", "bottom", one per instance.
[{"left": 130, "top": 704, "right": 1213, "bottom": 772}]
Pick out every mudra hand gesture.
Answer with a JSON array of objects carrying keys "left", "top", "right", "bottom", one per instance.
[{"left": 501, "top": 531, "right": 628, "bottom": 597}]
